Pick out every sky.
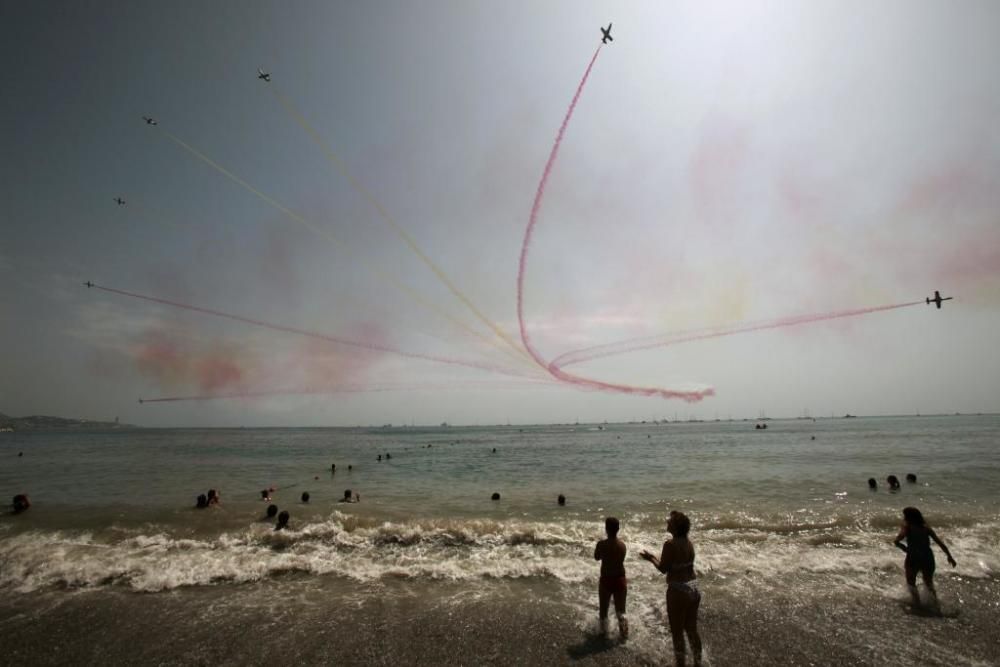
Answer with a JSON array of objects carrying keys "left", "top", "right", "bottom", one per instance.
[{"left": 2, "top": 0, "right": 999, "bottom": 427}]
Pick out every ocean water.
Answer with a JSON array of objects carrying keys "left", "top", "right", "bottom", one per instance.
[{"left": 2, "top": 416, "right": 999, "bottom": 663}]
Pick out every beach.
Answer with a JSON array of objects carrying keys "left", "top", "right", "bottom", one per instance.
[
  {"left": 2, "top": 416, "right": 999, "bottom": 664},
  {"left": 2, "top": 577, "right": 999, "bottom": 665}
]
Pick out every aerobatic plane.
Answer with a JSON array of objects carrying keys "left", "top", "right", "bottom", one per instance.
[
  {"left": 84, "top": 281, "right": 94, "bottom": 288},
  {"left": 113, "top": 197, "right": 125, "bottom": 206},
  {"left": 926, "top": 290, "right": 952, "bottom": 309},
  {"left": 142, "top": 116, "right": 157, "bottom": 125},
  {"left": 257, "top": 68, "right": 271, "bottom": 82},
  {"left": 601, "top": 23, "right": 613, "bottom": 44}
]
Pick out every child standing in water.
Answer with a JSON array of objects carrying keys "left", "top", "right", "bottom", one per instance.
[
  {"left": 894, "top": 506, "right": 956, "bottom": 606},
  {"left": 594, "top": 517, "right": 628, "bottom": 639}
]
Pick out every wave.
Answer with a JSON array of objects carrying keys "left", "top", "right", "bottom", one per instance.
[{"left": 1, "top": 512, "right": 997, "bottom": 593}]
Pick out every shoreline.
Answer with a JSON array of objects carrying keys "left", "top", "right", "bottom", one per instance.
[{"left": 1, "top": 576, "right": 996, "bottom": 665}]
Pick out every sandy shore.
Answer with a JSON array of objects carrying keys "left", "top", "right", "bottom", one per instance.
[{"left": 1, "top": 575, "right": 997, "bottom": 665}]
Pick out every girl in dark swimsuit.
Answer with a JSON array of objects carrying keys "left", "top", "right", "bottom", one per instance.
[{"left": 894, "top": 506, "right": 956, "bottom": 606}]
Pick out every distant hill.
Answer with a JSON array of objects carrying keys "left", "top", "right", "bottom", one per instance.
[{"left": 0, "top": 412, "right": 137, "bottom": 432}]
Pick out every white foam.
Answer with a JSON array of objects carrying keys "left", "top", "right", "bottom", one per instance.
[{"left": 1, "top": 515, "right": 996, "bottom": 593}]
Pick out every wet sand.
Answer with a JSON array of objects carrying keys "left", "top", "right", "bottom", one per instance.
[{"left": 1, "top": 576, "right": 997, "bottom": 665}]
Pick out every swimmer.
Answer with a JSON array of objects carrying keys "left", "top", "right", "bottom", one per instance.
[
  {"left": 348, "top": 465, "right": 353, "bottom": 471},
  {"left": 491, "top": 492, "right": 501, "bottom": 501},
  {"left": 492, "top": 448, "right": 497, "bottom": 453},
  {"left": 594, "top": 517, "right": 628, "bottom": 639},
  {"left": 906, "top": 473, "right": 917, "bottom": 484},
  {"left": 641, "top": 511, "right": 702, "bottom": 666},
  {"left": 207, "top": 489, "right": 220, "bottom": 505},
  {"left": 261, "top": 489, "right": 271, "bottom": 501},
  {"left": 196, "top": 494, "right": 208, "bottom": 509},
  {"left": 331, "top": 463, "right": 336, "bottom": 473},
  {"left": 868, "top": 478, "right": 878, "bottom": 490},
  {"left": 340, "top": 489, "right": 358, "bottom": 503},
  {"left": 887, "top": 475, "right": 901, "bottom": 491},
  {"left": 12, "top": 494, "right": 30, "bottom": 513},
  {"left": 377, "top": 454, "right": 382, "bottom": 462},
  {"left": 301, "top": 492, "right": 310, "bottom": 503},
  {"left": 265, "top": 504, "right": 278, "bottom": 520},
  {"left": 558, "top": 494, "right": 566, "bottom": 506},
  {"left": 894, "top": 506, "right": 956, "bottom": 607},
  {"left": 275, "top": 510, "right": 290, "bottom": 531}
]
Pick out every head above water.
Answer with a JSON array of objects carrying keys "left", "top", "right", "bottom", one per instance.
[
  {"left": 301, "top": 492, "right": 310, "bottom": 503},
  {"left": 868, "top": 478, "right": 877, "bottom": 489},
  {"left": 557, "top": 494, "right": 566, "bottom": 506},
  {"left": 887, "top": 475, "right": 900, "bottom": 489},
  {"left": 668, "top": 510, "right": 691, "bottom": 538},
  {"left": 906, "top": 473, "right": 917, "bottom": 483},
  {"left": 276, "top": 510, "right": 289, "bottom": 530},
  {"left": 604, "top": 516, "right": 620, "bottom": 537},
  {"left": 902, "top": 506, "right": 925, "bottom": 526},
  {"left": 266, "top": 504, "right": 278, "bottom": 518},
  {"left": 343, "top": 489, "right": 352, "bottom": 501},
  {"left": 491, "top": 492, "right": 501, "bottom": 501}
]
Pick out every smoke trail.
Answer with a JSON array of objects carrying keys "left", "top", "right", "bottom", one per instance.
[
  {"left": 139, "top": 379, "right": 551, "bottom": 403},
  {"left": 515, "top": 47, "right": 712, "bottom": 402},
  {"left": 153, "top": 126, "right": 536, "bottom": 370},
  {"left": 267, "top": 87, "right": 534, "bottom": 368},
  {"left": 87, "top": 282, "right": 545, "bottom": 381},
  {"left": 551, "top": 301, "right": 924, "bottom": 369}
]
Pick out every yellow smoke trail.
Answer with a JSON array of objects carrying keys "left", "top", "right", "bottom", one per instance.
[
  {"left": 268, "top": 87, "right": 533, "bottom": 365},
  {"left": 155, "top": 127, "right": 543, "bottom": 376}
]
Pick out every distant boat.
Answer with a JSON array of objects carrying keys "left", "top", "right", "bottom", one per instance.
[{"left": 843, "top": 414, "right": 857, "bottom": 419}]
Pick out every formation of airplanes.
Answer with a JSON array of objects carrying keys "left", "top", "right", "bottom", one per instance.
[
  {"left": 926, "top": 290, "right": 952, "bottom": 309},
  {"left": 601, "top": 23, "right": 613, "bottom": 44}
]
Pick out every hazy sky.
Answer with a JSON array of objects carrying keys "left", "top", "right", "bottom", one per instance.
[{"left": 2, "top": 1, "right": 999, "bottom": 426}]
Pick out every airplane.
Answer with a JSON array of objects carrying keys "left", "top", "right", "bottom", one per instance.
[
  {"left": 84, "top": 280, "right": 94, "bottom": 288},
  {"left": 601, "top": 23, "right": 613, "bottom": 44},
  {"left": 138, "top": 398, "right": 145, "bottom": 404},
  {"left": 113, "top": 197, "right": 126, "bottom": 206},
  {"left": 142, "top": 116, "right": 157, "bottom": 126},
  {"left": 257, "top": 68, "right": 271, "bottom": 82},
  {"left": 926, "top": 290, "right": 952, "bottom": 309}
]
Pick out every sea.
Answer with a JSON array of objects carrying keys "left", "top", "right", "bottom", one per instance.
[{"left": 2, "top": 415, "right": 998, "bottom": 664}]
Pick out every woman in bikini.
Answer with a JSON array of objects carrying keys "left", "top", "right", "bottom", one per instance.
[
  {"left": 594, "top": 516, "right": 629, "bottom": 639},
  {"left": 894, "top": 506, "right": 956, "bottom": 606},
  {"left": 641, "top": 510, "right": 702, "bottom": 667}
]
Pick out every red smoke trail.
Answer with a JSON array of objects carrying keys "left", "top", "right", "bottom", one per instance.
[
  {"left": 140, "top": 379, "right": 552, "bottom": 403},
  {"left": 87, "top": 283, "right": 542, "bottom": 381},
  {"left": 515, "top": 46, "right": 712, "bottom": 402},
  {"left": 551, "top": 301, "right": 924, "bottom": 369}
]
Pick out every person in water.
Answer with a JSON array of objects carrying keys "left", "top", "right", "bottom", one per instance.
[
  {"left": 894, "top": 506, "right": 956, "bottom": 606},
  {"left": 641, "top": 511, "right": 702, "bottom": 667},
  {"left": 887, "top": 475, "right": 901, "bottom": 491},
  {"left": 594, "top": 517, "right": 628, "bottom": 639},
  {"left": 275, "top": 510, "right": 290, "bottom": 531}
]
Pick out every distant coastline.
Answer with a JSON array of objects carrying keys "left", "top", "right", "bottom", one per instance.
[{"left": 0, "top": 411, "right": 137, "bottom": 432}]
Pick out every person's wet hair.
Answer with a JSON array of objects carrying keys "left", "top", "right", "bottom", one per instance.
[
  {"left": 902, "top": 506, "right": 925, "bottom": 526},
  {"left": 887, "top": 475, "right": 900, "bottom": 490},
  {"left": 605, "top": 516, "right": 620, "bottom": 537},
  {"left": 557, "top": 494, "right": 566, "bottom": 506},
  {"left": 196, "top": 494, "right": 208, "bottom": 509},
  {"left": 266, "top": 504, "right": 278, "bottom": 518},
  {"left": 868, "top": 478, "right": 877, "bottom": 490},
  {"left": 275, "top": 510, "right": 289, "bottom": 530},
  {"left": 491, "top": 492, "right": 501, "bottom": 501},
  {"left": 669, "top": 510, "right": 691, "bottom": 537},
  {"left": 301, "top": 492, "right": 310, "bottom": 503},
  {"left": 12, "top": 494, "right": 30, "bottom": 513},
  {"left": 906, "top": 473, "right": 917, "bottom": 483},
  {"left": 343, "top": 489, "right": 353, "bottom": 501}
]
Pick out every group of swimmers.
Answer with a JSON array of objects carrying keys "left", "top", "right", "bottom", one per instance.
[
  {"left": 595, "top": 511, "right": 702, "bottom": 666},
  {"left": 194, "top": 488, "right": 221, "bottom": 508},
  {"left": 593, "top": 505, "right": 957, "bottom": 666},
  {"left": 869, "top": 473, "right": 918, "bottom": 490}
]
